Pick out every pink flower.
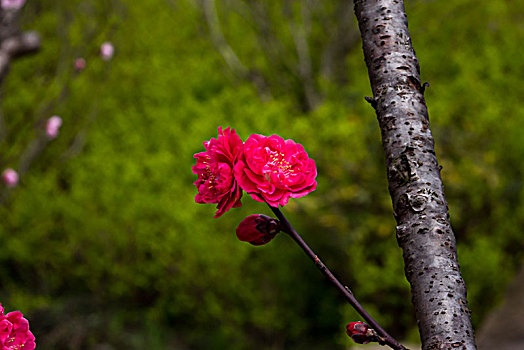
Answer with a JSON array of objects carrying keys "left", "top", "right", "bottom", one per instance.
[
  {"left": 1, "top": 169, "right": 18, "bottom": 188},
  {"left": 45, "top": 115, "right": 62, "bottom": 139},
  {"left": 1, "top": 0, "right": 25, "bottom": 10},
  {"left": 0, "top": 305, "right": 36, "bottom": 350},
  {"left": 193, "top": 127, "right": 244, "bottom": 218},
  {"left": 234, "top": 134, "right": 317, "bottom": 207},
  {"left": 74, "top": 57, "right": 86, "bottom": 71},
  {"left": 100, "top": 42, "right": 114, "bottom": 61},
  {"left": 236, "top": 214, "right": 281, "bottom": 246}
]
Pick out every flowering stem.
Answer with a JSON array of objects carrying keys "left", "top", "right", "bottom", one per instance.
[{"left": 268, "top": 204, "right": 408, "bottom": 350}]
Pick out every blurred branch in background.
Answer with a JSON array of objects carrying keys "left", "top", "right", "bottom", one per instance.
[
  {"left": 0, "top": 31, "right": 40, "bottom": 81},
  {"left": 0, "top": 1, "right": 120, "bottom": 205},
  {"left": 201, "top": 0, "right": 270, "bottom": 100},
  {"left": 0, "top": 6, "right": 41, "bottom": 83},
  {"left": 0, "top": 5, "right": 40, "bottom": 144},
  {"left": 198, "top": 0, "right": 361, "bottom": 112},
  {"left": 283, "top": 0, "right": 319, "bottom": 110},
  {"left": 0, "top": 3, "right": 41, "bottom": 203},
  {"left": 201, "top": 0, "right": 247, "bottom": 79}
]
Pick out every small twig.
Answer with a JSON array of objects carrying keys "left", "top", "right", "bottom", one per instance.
[
  {"left": 18, "top": 137, "right": 46, "bottom": 176},
  {"left": 420, "top": 82, "right": 430, "bottom": 95},
  {"left": 268, "top": 204, "right": 408, "bottom": 350},
  {"left": 365, "top": 96, "right": 377, "bottom": 110}
]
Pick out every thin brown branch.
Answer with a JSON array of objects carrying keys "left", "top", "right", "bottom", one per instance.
[
  {"left": 17, "top": 137, "right": 46, "bottom": 176},
  {"left": 270, "top": 204, "right": 408, "bottom": 350}
]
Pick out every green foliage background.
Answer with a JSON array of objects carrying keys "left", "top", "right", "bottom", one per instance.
[{"left": 0, "top": 0, "right": 522, "bottom": 348}]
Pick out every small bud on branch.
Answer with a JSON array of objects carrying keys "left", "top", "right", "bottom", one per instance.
[{"left": 236, "top": 214, "right": 281, "bottom": 246}]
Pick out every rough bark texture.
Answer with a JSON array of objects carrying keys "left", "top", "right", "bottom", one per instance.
[{"left": 352, "top": 1, "right": 476, "bottom": 349}]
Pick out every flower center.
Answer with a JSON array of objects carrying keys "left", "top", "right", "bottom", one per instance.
[
  {"left": 203, "top": 161, "right": 232, "bottom": 194},
  {"left": 265, "top": 147, "right": 296, "bottom": 177}
]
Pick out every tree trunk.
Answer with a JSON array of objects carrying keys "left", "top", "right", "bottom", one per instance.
[{"left": 352, "top": 1, "right": 476, "bottom": 349}]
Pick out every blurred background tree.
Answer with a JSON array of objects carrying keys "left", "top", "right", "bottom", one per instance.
[{"left": 0, "top": 0, "right": 522, "bottom": 348}]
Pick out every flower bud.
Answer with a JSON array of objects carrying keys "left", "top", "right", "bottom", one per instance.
[
  {"left": 74, "top": 57, "right": 86, "bottom": 72},
  {"left": 1, "top": 0, "right": 25, "bottom": 10},
  {"left": 45, "top": 116, "right": 62, "bottom": 139},
  {"left": 100, "top": 42, "right": 114, "bottom": 61},
  {"left": 346, "top": 321, "right": 373, "bottom": 344},
  {"left": 236, "top": 214, "right": 281, "bottom": 246},
  {"left": 2, "top": 168, "right": 19, "bottom": 188}
]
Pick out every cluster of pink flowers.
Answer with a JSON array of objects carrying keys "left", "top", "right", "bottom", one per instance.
[
  {"left": 1, "top": 0, "right": 25, "bottom": 10},
  {"left": 0, "top": 304, "right": 35, "bottom": 350},
  {"left": 193, "top": 127, "right": 317, "bottom": 218}
]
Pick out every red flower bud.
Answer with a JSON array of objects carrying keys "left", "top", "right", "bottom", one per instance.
[
  {"left": 236, "top": 214, "right": 281, "bottom": 246},
  {"left": 346, "top": 321, "right": 373, "bottom": 344}
]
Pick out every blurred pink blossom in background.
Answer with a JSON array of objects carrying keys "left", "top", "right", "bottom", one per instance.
[
  {"left": 45, "top": 115, "right": 62, "bottom": 139},
  {"left": 0, "top": 304, "right": 36, "bottom": 350},
  {"left": 74, "top": 57, "right": 86, "bottom": 71},
  {"left": 100, "top": 42, "right": 114, "bottom": 61},
  {"left": 1, "top": 0, "right": 25, "bottom": 10},
  {"left": 1, "top": 168, "right": 18, "bottom": 188}
]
